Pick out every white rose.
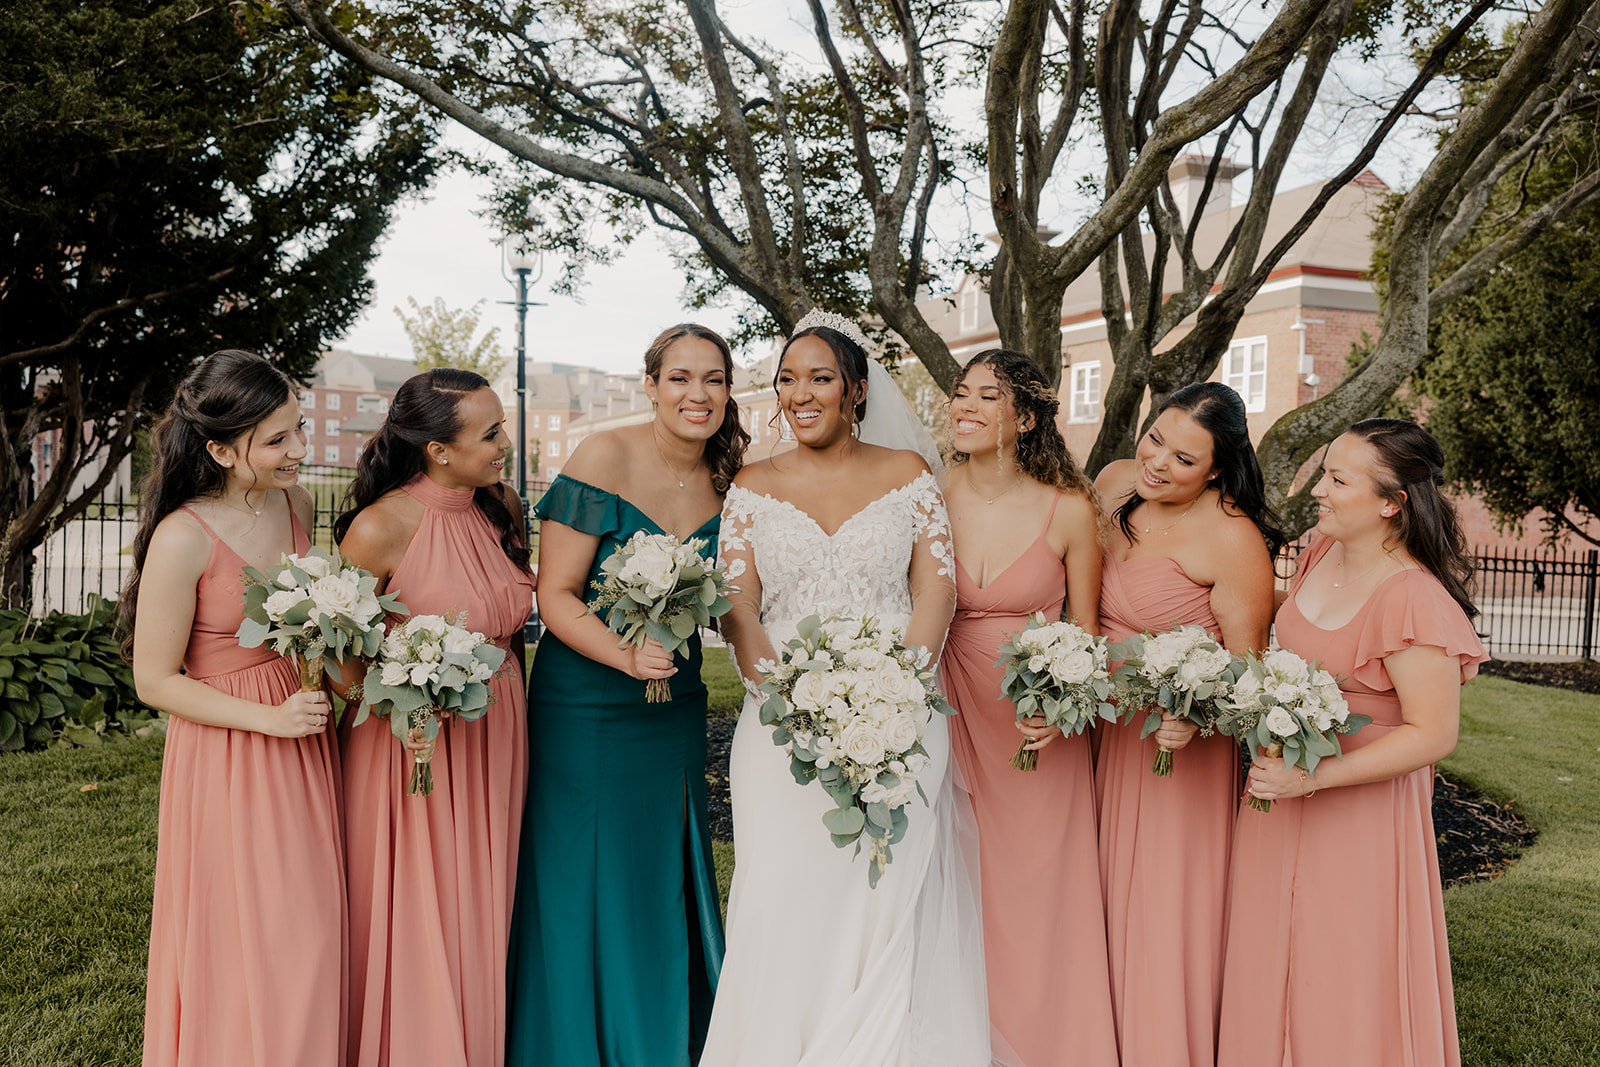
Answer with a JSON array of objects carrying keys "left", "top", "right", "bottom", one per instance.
[
  {"left": 861, "top": 700, "right": 897, "bottom": 724},
  {"left": 822, "top": 697, "right": 852, "bottom": 723},
  {"left": 904, "top": 752, "right": 931, "bottom": 775},
  {"left": 1053, "top": 649, "right": 1095, "bottom": 686},
  {"left": 307, "top": 574, "right": 361, "bottom": 619},
  {"left": 1309, "top": 704, "right": 1335, "bottom": 731},
  {"left": 406, "top": 614, "right": 448, "bottom": 638},
  {"left": 1264, "top": 648, "right": 1310, "bottom": 683},
  {"left": 1271, "top": 682, "right": 1301, "bottom": 704},
  {"left": 895, "top": 672, "right": 928, "bottom": 707},
  {"left": 840, "top": 718, "right": 886, "bottom": 767},
  {"left": 1264, "top": 706, "right": 1298, "bottom": 737},
  {"left": 882, "top": 712, "right": 920, "bottom": 753},
  {"left": 380, "top": 631, "right": 408, "bottom": 660},
  {"left": 264, "top": 589, "right": 304, "bottom": 622},
  {"left": 1191, "top": 646, "right": 1234, "bottom": 680},
  {"left": 617, "top": 541, "right": 679, "bottom": 598},
  {"left": 790, "top": 671, "right": 832, "bottom": 711},
  {"left": 292, "top": 553, "right": 335, "bottom": 580},
  {"left": 882, "top": 778, "right": 918, "bottom": 808},
  {"left": 1232, "top": 672, "right": 1263, "bottom": 700},
  {"left": 407, "top": 662, "right": 436, "bottom": 688},
  {"left": 441, "top": 627, "right": 480, "bottom": 656},
  {"left": 380, "top": 660, "right": 410, "bottom": 687},
  {"left": 469, "top": 659, "right": 494, "bottom": 683},
  {"left": 865, "top": 667, "right": 907, "bottom": 705},
  {"left": 418, "top": 641, "right": 443, "bottom": 664},
  {"left": 1027, "top": 654, "right": 1049, "bottom": 674},
  {"left": 860, "top": 782, "right": 889, "bottom": 804}
]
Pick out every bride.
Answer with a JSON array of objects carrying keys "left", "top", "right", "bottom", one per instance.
[{"left": 702, "top": 312, "right": 989, "bottom": 1066}]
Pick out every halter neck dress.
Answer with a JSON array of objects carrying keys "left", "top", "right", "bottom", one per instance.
[
  {"left": 1217, "top": 532, "right": 1485, "bottom": 1067},
  {"left": 341, "top": 474, "right": 534, "bottom": 1067},
  {"left": 506, "top": 474, "right": 724, "bottom": 1067},
  {"left": 1096, "top": 551, "right": 1239, "bottom": 1067},
  {"left": 143, "top": 495, "right": 346, "bottom": 1067},
  {"left": 942, "top": 494, "right": 1118, "bottom": 1067}
]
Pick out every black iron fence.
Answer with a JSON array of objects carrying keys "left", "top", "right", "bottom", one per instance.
[{"left": 26, "top": 466, "right": 550, "bottom": 618}]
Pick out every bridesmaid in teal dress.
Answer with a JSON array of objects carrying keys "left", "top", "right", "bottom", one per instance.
[{"left": 507, "top": 324, "right": 749, "bottom": 1067}]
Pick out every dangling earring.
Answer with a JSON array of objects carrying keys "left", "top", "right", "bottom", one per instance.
[
  {"left": 777, "top": 412, "right": 795, "bottom": 442},
  {"left": 850, "top": 418, "right": 860, "bottom": 440}
]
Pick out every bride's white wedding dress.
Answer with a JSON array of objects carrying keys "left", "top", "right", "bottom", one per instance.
[{"left": 702, "top": 471, "right": 990, "bottom": 1067}]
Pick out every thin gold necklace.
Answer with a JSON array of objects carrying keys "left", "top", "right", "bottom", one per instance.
[
  {"left": 972, "top": 470, "right": 1023, "bottom": 505},
  {"left": 221, "top": 491, "right": 267, "bottom": 518},
  {"left": 651, "top": 427, "right": 697, "bottom": 489},
  {"left": 1331, "top": 548, "right": 1395, "bottom": 589},
  {"left": 1141, "top": 496, "right": 1200, "bottom": 535}
]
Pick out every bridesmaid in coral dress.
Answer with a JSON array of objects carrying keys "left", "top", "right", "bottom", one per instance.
[
  {"left": 126, "top": 350, "right": 344, "bottom": 1066},
  {"left": 940, "top": 350, "right": 1115, "bottom": 1067},
  {"left": 1093, "top": 382, "right": 1279, "bottom": 1067},
  {"left": 336, "top": 369, "right": 534, "bottom": 1067},
  {"left": 1219, "top": 419, "right": 1485, "bottom": 1067}
]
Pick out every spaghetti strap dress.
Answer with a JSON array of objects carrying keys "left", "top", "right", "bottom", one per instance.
[
  {"left": 142, "top": 495, "right": 346, "bottom": 1067},
  {"left": 942, "top": 495, "right": 1117, "bottom": 1067},
  {"left": 506, "top": 474, "right": 724, "bottom": 1067},
  {"left": 1217, "top": 532, "right": 1485, "bottom": 1067},
  {"left": 341, "top": 474, "right": 534, "bottom": 1067},
  {"left": 1095, "top": 551, "right": 1238, "bottom": 1067}
]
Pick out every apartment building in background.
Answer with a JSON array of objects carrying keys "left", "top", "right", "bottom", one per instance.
[{"left": 298, "top": 349, "right": 416, "bottom": 467}]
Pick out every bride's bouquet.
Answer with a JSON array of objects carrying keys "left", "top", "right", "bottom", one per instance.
[
  {"left": 994, "top": 613, "right": 1116, "bottom": 771},
  {"left": 588, "top": 530, "right": 734, "bottom": 702},
  {"left": 1215, "top": 647, "right": 1371, "bottom": 811},
  {"left": 754, "top": 614, "right": 954, "bottom": 887},
  {"left": 1110, "top": 624, "right": 1240, "bottom": 776},
  {"left": 236, "top": 546, "right": 403, "bottom": 694},
  {"left": 351, "top": 613, "right": 506, "bottom": 796}
]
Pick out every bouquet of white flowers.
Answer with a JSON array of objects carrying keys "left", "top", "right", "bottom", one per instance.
[
  {"left": 993, "top": 613, "right": 1116, "bottom": 771},
  {"left": 1110, "top": 624, "right": 1241, "bottom": 776},
  {"left": 754, "top": 614, "right": 954, "bottom": 888},
  {"left": 351, "top": 612, "right": 507, "bottom": 796},
  {"left": 588, "top": 531, "right": 734, "bottom": 702},
  {"left": 1215, "top": 647, "right": 1372, "bottom": 811},
  {"left": 236, "top": 546, "right": 403, "bottom": 694}
]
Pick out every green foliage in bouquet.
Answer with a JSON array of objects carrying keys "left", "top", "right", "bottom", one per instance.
[
  {"left": 0, "top": 596, "right": 157, "bottom": 752},
  {"left": 350, "top": 615, "right": 507, "bottom": 740},
  {"left": 236, "top": 546, "right": 404, "bottom": 684},
  {"left": 994, "top": 613, "right": 1116, "bottom": 771},
  {"left": 1110, "top": 625, "right": 1242, "bottom": 775}
]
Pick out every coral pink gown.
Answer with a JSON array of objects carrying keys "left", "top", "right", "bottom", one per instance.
[
  {"left": 143, "top": 499, "right": 346, "bottom": 1067},
  {"left": 342, "top": 475, "right": 534, "bottom": 1067},
  {"left": 1217, "top": 532, "right": 1485, "bottom": 1067},
  {"left": 1096, "top": 551, "right": 1239, "bottom": 1067},
  {"left": 943, "top": 497, "right": 1118, "bottom": 1067}
]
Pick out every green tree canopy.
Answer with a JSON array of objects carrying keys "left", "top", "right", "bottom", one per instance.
[
  {"left": 394, "top": 297, "right": 507, "bottom": 379},
  {"left": 1, "top": 0, "right": 437, "bottom": 604}
]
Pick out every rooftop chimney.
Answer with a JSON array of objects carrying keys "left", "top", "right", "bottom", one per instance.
[{"left": 1167, "top": 155, "right": 1248, "bottom": 227}]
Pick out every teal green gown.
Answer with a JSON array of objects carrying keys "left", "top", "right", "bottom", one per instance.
[{"left": 507, "top": 475, "right": 724, "bottom": 1067}]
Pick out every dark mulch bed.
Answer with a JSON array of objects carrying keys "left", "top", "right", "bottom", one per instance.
[
  {"left": 706, "top": 717, "right": 735, "bottom": 842},
  {"left": 1477, "top": 657, "right": 1600, "bottom": 695}
]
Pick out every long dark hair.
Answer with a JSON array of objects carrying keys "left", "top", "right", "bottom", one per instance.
[
  {"left": 119, "top": 350, "right": 295, "bottom": 659},
  {"left": 334, "top": 369, "right": 530, "bottom": 571},
  {"left": 1114, "top": 381, "right": 1285, "bottom": 557},
  {"left": 776, "top": 326, "right": 870, "bottom": 423},
  {"left": 645, "top": 323, "right": 749, "bottom": 493},
  {"left": 1346, "top": 418, "right": 1477, "bottom": 619},
  {"left": 949, "top": 349, "right": 1097, "bottom": 502}
]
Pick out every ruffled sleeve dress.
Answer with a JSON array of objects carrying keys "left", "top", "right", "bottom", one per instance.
[
  {"left": 341, "top": 474, "right": 534, "bottom": 1067},
  {"left": 142, "top": 497, "right": 346, "bottom": 1067},
  {"left": 506, "top": 474, "right": 724, "bottom": 1067},
  {"left": 1217, "top": 532, "right": 1486, "bottom": 1067}
]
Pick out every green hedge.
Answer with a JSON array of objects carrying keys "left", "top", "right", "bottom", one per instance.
[{"left": 0, "top": 597, "right": 160, "bottom": 753}]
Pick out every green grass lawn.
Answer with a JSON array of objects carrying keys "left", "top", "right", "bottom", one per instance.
[{"left": 2, "top": 660, "right": 1595, "bottom": 1065}]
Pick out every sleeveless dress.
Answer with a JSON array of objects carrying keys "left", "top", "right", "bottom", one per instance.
[
  {"left": 506, "top": 474, "right": 724, "bottom": 1067},
  {"left": 1096, "top": 552, "right": 1239, "bottom": 1067},
  {"left": 943, "top": 496, "right": 1118, "bottom": 1067},
  {"left": 700, "top": 472, "right": 990, "bottom": 1067},
  {"left": 143, "top": 497, "right": 346, "bottom": 1067},
  {"left": 341, "top": 474, "right": 534, "bottom": 1067},
  {"left": 1217, "top": 532, "right": 1486, "bottom": 1067}
]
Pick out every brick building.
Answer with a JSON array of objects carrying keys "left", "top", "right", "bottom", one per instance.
[{"left": 298, "top": 350, "right": 417, "bottom": 468}]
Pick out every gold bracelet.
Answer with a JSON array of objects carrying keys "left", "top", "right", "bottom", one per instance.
[{"left": 1298, "top": 768, "right": 1315, "bottom": 799}]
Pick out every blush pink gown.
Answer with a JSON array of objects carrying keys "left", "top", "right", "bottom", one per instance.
[
  {"left": 943, "top": 497, "right": 1118, "bottom": 1067},
  {"left": 341, "top": 475, "right": 534, "bottom": 1067},
  {"left": 1096, "top": 552, "right": 1239, "bottom": 1067},
  {"left": 143, "top": 500, "right": 347, "bottom": 1067},
  {"left": 1217, "top": 532, "right": 1485, "bottom": 1067}
]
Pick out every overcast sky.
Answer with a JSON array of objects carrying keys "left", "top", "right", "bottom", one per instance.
[{"left": 335, "top": 4, "right": 1441, "bottom": 376}]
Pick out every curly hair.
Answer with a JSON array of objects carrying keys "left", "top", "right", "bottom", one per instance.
[
  {"left": 948, "top": 349, "right": 1097, "bottom": 502},
  {"left": 644, "top": 323, "right": 750, "bottom": 493}
]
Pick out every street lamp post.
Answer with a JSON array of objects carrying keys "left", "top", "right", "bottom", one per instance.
[{"left": 501, "top": 232, "right": 544, "bottom": 505}]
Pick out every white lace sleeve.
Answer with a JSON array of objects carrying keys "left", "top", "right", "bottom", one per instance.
[
  {"left": 904, "top": 472, "right": 954, "bottom": 581},
  {"left": 718, "top": 486, "right": 767, "bottom": 693}
]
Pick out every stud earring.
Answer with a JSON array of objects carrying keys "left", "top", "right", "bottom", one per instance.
[{"left": 441, "top": 458, "right": 449, "bottom": 466}]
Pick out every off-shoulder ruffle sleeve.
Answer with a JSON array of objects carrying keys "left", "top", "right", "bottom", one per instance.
[
  {"left": 1347, "top": 570, "right": 1488, "bottom": 691},
  {"left": 532, "top": 475, "right": 621, "bottom": 539}
]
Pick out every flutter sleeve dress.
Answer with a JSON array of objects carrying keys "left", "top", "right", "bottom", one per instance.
[
  {"left": 142, "top": 499, "right": 346, "bottom": 1067},
  {"left": 1095, "top": 551, "right": 1240, "bottom": 1067},
  {"left": 341, "top": 474, "right": 534, "bottom": 1067},
  {"left": 941, "top": 494, "right": 1118, "bottom": 1067},
  {"left": 506, "top": 473, "right": 724, "bottom": 1067},
  {"left": 1217, "top": 531, "right": 1486, "bottom": 1067}
]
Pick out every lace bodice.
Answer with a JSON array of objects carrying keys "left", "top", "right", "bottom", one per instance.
[{"left": 719, "top": 471, "right": 953, "bottom": 635}]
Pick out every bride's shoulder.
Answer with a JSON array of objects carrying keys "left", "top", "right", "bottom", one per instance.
[{"left": 860, "top": 444, "right": 935, "bottom": 490}]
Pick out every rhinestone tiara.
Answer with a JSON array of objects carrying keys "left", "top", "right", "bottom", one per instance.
[{"left": 791, "top": 308, "right": 871, "bottom": 353}]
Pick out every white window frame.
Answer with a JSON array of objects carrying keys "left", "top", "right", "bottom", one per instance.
[
  {"left": 299, "top": 390, "right": 315, "bottom": 409},
  {"left": 1224, "top": 336, "right": 1268, "bottom": 413},
  {"left": 325, "top": 393, "right": 341, "bottom": 410},
  {"left": 547, "top": 440, "right": 560, "bottom": 457},
  {"left": 323, "top": 419, "right": 339, "bottom": 437},
  {"left": 959, "top": 285, "right": 980, "bottom": 332},
  {"left": 1068, "top": 361, "right": 1102, "bottom": 424},
  {"left": 323, "top": 445, "right": 340, "bottom": 463},
  {"left": 547, "top": 414, "right": 561, "bottom": 431}
]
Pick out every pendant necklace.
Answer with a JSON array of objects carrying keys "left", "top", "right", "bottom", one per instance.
[
  {"left": 652, "top": 429, "right": 696, "bottom": 489},
  {"left": 976, "top": 474, "right": 1023, "bottom": 505},
  {"left": 224, "top": 493, "right": 264, "bottom": 518},
  {"left": 1141, "top": 496, "right": 1200, "bottom": 535},
  {"left": 1332, "top": 548, "right": 1394, "bottom": 589}
]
